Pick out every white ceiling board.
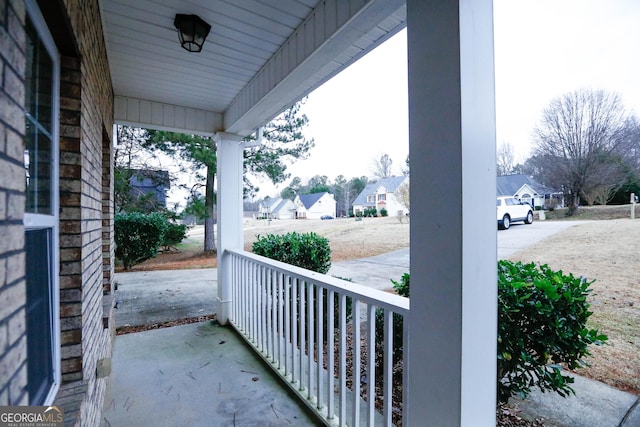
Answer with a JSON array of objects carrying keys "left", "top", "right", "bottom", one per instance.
[{"left": 101, "top": 0, "right": 406, "bottom": 134}]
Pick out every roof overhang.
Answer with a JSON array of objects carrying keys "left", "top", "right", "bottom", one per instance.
[{"left": 101, "top": 0, "right": 406, "bottom": 137}]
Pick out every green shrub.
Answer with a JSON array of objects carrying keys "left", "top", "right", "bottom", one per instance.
[
  {"left": 162, "top": 222, "right": 188, "bottom": 249},
  {"left": 364, "top": 207, "right": 377, "bottom": 217},
  {"left": 252, "top": 231, "right": 331, "bottom": 274},
  {"left": 115, "top": 212, "right": 168, "bottom": 270},
  {"left": 382, "top": 265, "right": 606, "bottom": 403},
  {"left": 380, "top": 208, "right": 388, "bottom": 217},
  {"left": 497, "top": 260, "right": 607, "bottom": 403},
  {"left": 391, "top": 273, "right": 410, "bottom": 297}
]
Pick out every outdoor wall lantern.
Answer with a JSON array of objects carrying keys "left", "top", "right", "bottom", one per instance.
[{"left": 173, "top": 14, "right": 211, "bottom": 53}]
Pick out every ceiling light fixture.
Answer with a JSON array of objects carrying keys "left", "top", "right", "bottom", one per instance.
[{"left": 173, "top": 14, "right": 211, "bottom": 53}]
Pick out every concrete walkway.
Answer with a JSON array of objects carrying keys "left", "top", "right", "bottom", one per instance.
[
  {"left": 109, "top": 221, "right": 639, "bottom": 426},
  {"left": 115, "top": 269, "right": 217, "bottom": 327}
]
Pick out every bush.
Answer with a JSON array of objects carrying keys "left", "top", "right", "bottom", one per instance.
[
  {"left": 162, "top": 222, "right": 188, "bottom": 250},
  {"left": 252, "top": 231, "right": 331, "bottom": 274},
  {"left": 363, "top": 207, "right": 377, "bottom": 217},
  {"left": 115, "top": 212, "right": 168, "bottom": 270},
  {"left": 497, "top": 260, "right": 607, "bottom": 403},
  {"left": 382, "top": 265, "right": 607, "bottom": 403},
  {"left": 380, "top": 208, "right": 388, "bottom": 217},
  {"left": 391, "top": 273, "right": 410, "bottom": 297}
]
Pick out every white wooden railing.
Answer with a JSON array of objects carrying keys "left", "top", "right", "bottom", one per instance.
[{"left": 225, "top": 249, "right": 410, "bottom": 427}]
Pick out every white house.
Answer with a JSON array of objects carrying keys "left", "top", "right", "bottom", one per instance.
[
  {"left": 497, "top": 174, "right": 562, "bottom": 209},
  {"left": 258, "top": 197, "right": 295, "bottom": 219},
  {"left": 352, "top": 176, "right": 409, "bottom": 216},
  {"left": 293, "top": 192, "right": 336, "bottom": 219}
]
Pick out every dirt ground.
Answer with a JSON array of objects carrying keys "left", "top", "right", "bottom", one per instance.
[
  {"left": 242, "top": 215, "right": 410, "bottom": 261},
  {"left": 129, "top": 215, "right": 411, "bottom": 271},
  {"left": 127, "top": 208, "right": 639, "bottom": 395}
]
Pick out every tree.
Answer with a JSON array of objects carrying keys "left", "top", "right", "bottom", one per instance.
[
  {"left": 331, "top": 175, "right": 348, "bottom": 216},
  {"left": 496, "top": 142, "right": 516, "bottom": 176},
  {"left": 395, "top": 180, "right": 410, "bottom": 213},
  {"left": 371, "top": 153, "right": 394, "bottom": 179},
  {"left": 533, "top": 89, "right": 636, "bottom": 215},
  {"left": 146, "top": 131, "right": 219, "bottom": 252},
  {"left": 114, "top": 126, "right": 168, "bottom": 213},
  {"left": 145, "top": 101, "right": 313, "bottom": 252},
  {"left": 349, "top": 176, "right": 368, "bottom": 201},
  {"left": 402, "top": 154, "right": 410, "bottom": 176},
  {"left": 307, "top": 175, "right": 330, "bottom": 194},
  {"left": 280, "top": 177, "right": 302, "bottom": 200},
  {"left": 243, "top": 100, "right": 315, "bottom": 197}
]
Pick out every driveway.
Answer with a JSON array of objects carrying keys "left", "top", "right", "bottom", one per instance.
[
  {"left": 497, "top": 220, "right": 586, "bottom": 258},
  {"left": 326, "top": 220, "right": 586, "bottom": 290}
]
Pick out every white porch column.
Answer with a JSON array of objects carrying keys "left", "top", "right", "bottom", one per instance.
[
  {"left": 215, "top": 132, "right": 245, "bottom": 325},
  {"left": 405, "top": 0, "right": 497, "bottom": 426}
]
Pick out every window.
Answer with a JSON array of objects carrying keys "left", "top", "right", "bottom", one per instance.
[
  {"left": 377, "top": 193, "right": 386, "bottom": 201},
  {"left": 23, "top": 0, "right": 60, "bottom": 405},
  {"left": 367, "top": 194, "right": 375, "bottom": 203}
]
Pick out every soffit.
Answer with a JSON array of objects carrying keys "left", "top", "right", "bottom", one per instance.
[{"left": 100, "top": 0, "right": 406, "bottom": 135}]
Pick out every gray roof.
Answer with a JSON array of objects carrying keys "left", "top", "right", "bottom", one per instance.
[
  {"left": 262, "top": 197, "right": 282, "bottom": 209},
  {"left": 496, "top": 174, "right": 553, "bottom": 196},
  {"left": 298, "top": 192, "right": 328, "bottom": 209},
  {"left": 352, "top": 176, "right": 407, "bottom": 206},
  {"left": 261, "top": 197, "right": 293, "bottom": 213},
  {"left": 272, "top": 198, "right": 292, "bottom": 214}
]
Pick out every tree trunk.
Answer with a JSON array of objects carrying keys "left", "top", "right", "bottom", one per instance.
[
  {"left": 204, "top": 167, "right": 217, "bottom": 253},
  {"left": 567, "top": 191, "right": 579, "bottom": 216}
]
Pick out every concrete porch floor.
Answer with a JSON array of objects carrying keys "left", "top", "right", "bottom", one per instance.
[{"left": 102, "top": 321, "right": 320, "bottom": 426}]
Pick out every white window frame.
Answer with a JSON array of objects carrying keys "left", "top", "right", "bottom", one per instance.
[{"left": 24, "top": 0, "right": 61, "bottom": 405}]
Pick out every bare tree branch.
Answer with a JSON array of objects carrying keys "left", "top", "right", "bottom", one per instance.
[
  {"left": 371, "top": 153, "right": 394, "bottom": 179},
  {"left": 497, "top": 142, "right": 516, "bottom": 176},
  {"left": 533, "top": 89, "right": 635, "bottom": 214}
]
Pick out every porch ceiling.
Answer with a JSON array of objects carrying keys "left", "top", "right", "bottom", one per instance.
[{"left": 100, "top": 0, "right": 406, "bottom": 136}]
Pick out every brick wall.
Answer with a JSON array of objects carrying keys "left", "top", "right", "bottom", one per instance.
[
  {"left": 1, "top": 1, "right": 115, "bottom": 420},
  {"left": 54, "top": 0, "right": 115, "bottom": 425},
  {"left": 0, "top": 0, "right": 28, "bottom": 407}
]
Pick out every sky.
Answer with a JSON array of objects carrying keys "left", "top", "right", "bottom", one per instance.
[{"left": 250, "top": 0, "right": 640, "bottom": 199}]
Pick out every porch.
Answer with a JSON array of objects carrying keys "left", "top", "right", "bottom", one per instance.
[
  {"left": 102, "top": 238, "right": 640, "bottom": 427},
  {"left": 102, "top": 321, "right": 320, "bottom": 426},
  {"left": 106, "top": 250, "right": 410, "bottom": 426},
  {"left": 103, "top": 1, "right": 498, "bottom": 425}
]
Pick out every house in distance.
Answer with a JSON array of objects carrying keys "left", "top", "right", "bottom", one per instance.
[
  {"left": 352, "top": 176, "right": 409, "bottom": 216},
  {"left": 258, "top": 196, "right": 295, "bottom": 220},
  {"left": 496, "top": 173, "right": 562, "bottom": 210},
  {"left": 293, "top": 192, "right": 336, "bottom": 219}
]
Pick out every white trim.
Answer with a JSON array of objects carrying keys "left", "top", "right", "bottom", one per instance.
[{"left": 24, "top": 0, "right": 61, "bottom": 406}]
